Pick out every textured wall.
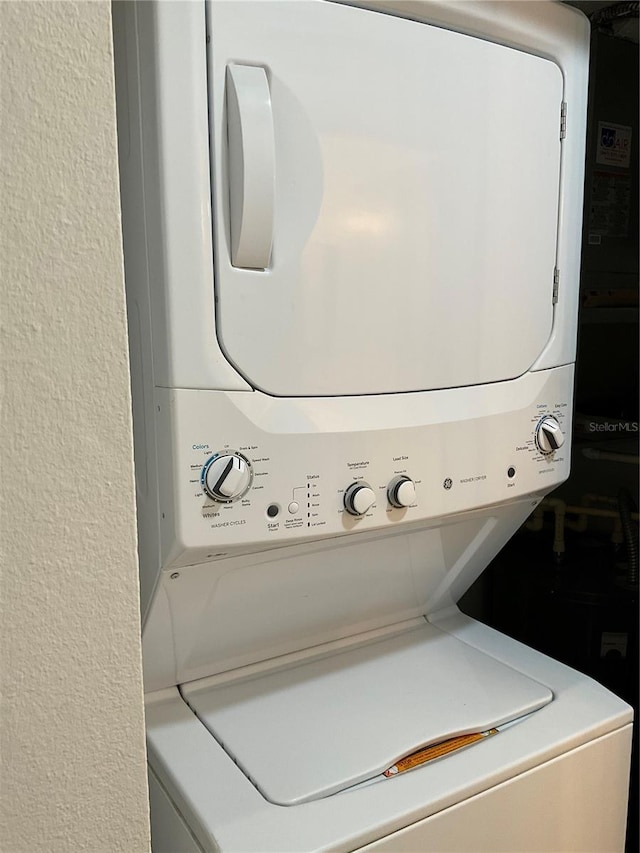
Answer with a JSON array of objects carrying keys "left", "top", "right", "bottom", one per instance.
[{"left": 0, "top": 3, "right": 150, "bottom": 851}]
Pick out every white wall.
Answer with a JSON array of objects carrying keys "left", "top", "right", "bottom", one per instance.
[{"left": 0, "top": 3, "right": 150, "bottom": 851}]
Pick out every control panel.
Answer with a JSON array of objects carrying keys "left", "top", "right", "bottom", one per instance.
[{"left": 156, "top": 366, "right": 573, "bottom": 567}]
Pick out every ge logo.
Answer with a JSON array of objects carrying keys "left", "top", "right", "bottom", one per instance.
[{"left": 443, "top": 478, "right": 453, "bottom": 490}]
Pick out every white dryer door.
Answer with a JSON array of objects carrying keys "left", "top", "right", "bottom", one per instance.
[{"left": 208, "top": 1, "right": 563, "bottom": 396}]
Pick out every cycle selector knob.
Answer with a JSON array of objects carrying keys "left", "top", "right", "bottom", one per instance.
[
  {"left": 344, "top": 483, "right": 376, "bottom": 517},
  {"left": 535, "top": 416, "right": 565, "bottom": 455},
  {"left": 387, "top": 476, "right": 416, "bottom": 508},
  {"left": 202, "top": 453, "right": 251, "bottom": 501}
]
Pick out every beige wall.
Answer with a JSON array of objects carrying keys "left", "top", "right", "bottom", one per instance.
[{"left": 1, "top": 3, "right": 150, "bottom": 851}]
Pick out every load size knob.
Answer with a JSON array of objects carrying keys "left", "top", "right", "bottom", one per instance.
[
  {"left": 535, "top": 416, "right": 565, "bottom": 455},
  {"left": 344, "top": 483, "right": 376, "bottom": 517},
  {"left": 202, "top": 453, "right": 251, "bottom": 501},
  {"left": 387, "top": 475, "right": 416, "bottom": 508}
]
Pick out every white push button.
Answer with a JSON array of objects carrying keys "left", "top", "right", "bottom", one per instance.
[{"left": 288, "top": 501, "right": 299, "bottom": 514}]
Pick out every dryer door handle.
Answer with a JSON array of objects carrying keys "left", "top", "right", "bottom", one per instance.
[{"left": 225, "top": 65, "right": 275, "bottom": 270}]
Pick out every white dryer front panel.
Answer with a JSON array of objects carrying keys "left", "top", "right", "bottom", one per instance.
[{"left": 208, "top": 0, "right": 563, "bottom": 396}]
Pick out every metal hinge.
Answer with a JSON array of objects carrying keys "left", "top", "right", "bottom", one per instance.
[
  {"left": 560, "top": 102, "right": 567, "bottom": 140},
  {"left": 553, "top": 267, "right": 560, "bottom": 303}
]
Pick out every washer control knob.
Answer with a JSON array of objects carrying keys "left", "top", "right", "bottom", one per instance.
[
  {"left": 387, "top": 475, "right": 416, "bottom": 508},
  {"left": 202, "top": 454, "right": 251, "bottom": 501},
  {"left": 535, "top": 416, "right": 565, "bottom": 455},
  {"left": 344, "top": 483, "right": 376, "bottom": 517}
]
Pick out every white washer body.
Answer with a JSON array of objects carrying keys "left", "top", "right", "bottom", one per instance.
[
  {"left": 112, "top": 1, "right": 632, "bottom": 851},
  {"left": 146, "top": 614, "right": 632, "bottom": 853}
]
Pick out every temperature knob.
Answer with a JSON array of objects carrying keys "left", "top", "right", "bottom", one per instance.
[
  {"left": 535, "top": 416, "right": 565, "bottom": 455},
  {"left": 202, "top": 453, "right": 251, "bottom": 501},
  {"left": 344, "top": 483, "right": 376, "bottom": 517},
  {"left": 387, "top": 476, "right": 416, "bottom": 508}
]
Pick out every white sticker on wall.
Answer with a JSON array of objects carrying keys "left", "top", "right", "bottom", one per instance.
[
  {"left": 600, "top": 631, "right": 628, "bottom": 659},
  {"left": 596, "top": 122, "right": 632, "bottom": 169}
]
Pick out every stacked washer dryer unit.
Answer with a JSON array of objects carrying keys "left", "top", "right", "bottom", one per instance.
[{"left": 114, "top": 1, "right": 633, "bottom": 851}]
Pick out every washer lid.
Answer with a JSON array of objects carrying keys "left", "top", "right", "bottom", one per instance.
[
  {"left": 182, "top": 622, "right": 552, "bottom": 805},
  {"left": 208, "top": 1, "right": 563, "bottom": 396}
]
